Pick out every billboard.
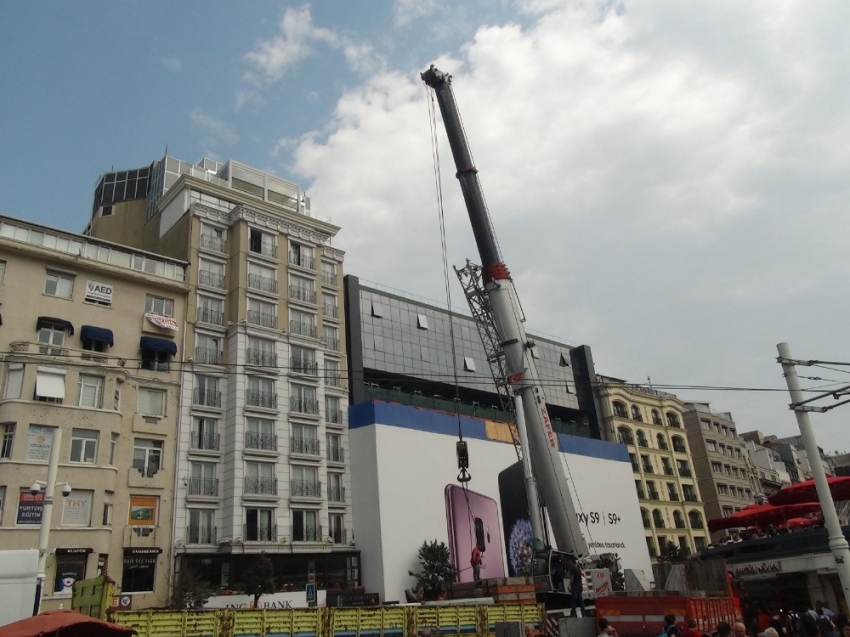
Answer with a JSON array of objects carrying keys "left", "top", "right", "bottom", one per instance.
[{"left": 350, "top": 401, "right": 652, "bottom": 603}]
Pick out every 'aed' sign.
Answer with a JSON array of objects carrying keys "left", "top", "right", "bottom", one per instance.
[{"left": 85, "top": 280, "right": 113, "bottom": 305}]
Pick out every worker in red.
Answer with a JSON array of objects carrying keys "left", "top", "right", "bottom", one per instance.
[
  {"left": 471, "top": 545, "right": 482, "bottom": 582},
  {"left": 682, "top": 619, "right": 700, "bottom": 637}
]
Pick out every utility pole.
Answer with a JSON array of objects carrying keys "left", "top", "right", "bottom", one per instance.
[
  {"left": 777, "top": 342, "right": 850, "bottom": 601},
  {"left": 32, "top": 428, "right": 62, "bottom": 616}
]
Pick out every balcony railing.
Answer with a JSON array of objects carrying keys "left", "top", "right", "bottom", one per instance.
[
  {"left": 684, "top": 493, "right": 699, "bottom": 502},
  {"left": 140, "top": 360, "right": 170, "bottom": 372},
  {"left": 245, "top": 431, "right": 278, "bottom": 451},
  {"left": 289, "top": 286, "right": 316, "bottom": 304},
  {"left": 331, "top": 527, "right": 348, "bottom": 545},
  {"left": 246, "top": 390, "right": 277, "bottom": 409},
  {"left": 618, "top": 434, "right": 634, "bottom": 445},
  {"left": 188, "top": 477, "right": 219, "bottom": 496},
  {"left": 187, "top": 525, "right": 216, "bottom": 544},
  {"left": 248, "top": 274, "right": 278, "bottom": 294},
  {"left": 323, "top": 304, "right": 339, "bottom": 319},
  {"left": 678, "top": 467, "right": 692, "bottom": 477},
  {"left": 197, "top": 307, "right": 225, "bottom": 326},
  {"left": 200, "top": 234, "right": 226, "bottom": 253},
  {"left": 290, "top": 480, "right": 322, "bottom": 498},
  {"left": 653, "top": 518, "right": 665, "bottom": 529},
  {"left": 198, "top": 270, "right": 225, "bottom": 289},
  {"left": 292, "top": 524, "right": 321, "bottom": 542},
  {"left": 642, "top": 464, "right": 655, "bottom": 474},
  {"left": 289, "top": 252, "right": 315, "bottom": 270},
  {"left": 658, "top": 441, "right": 669, "bottom": 450},
  {"left": 244, "top": 477, "right": 278, "bottom": 495},
  {"left": 668, "top": 493, "right": 680, "bottom": 502},
  {"left": 647, "top": 489, "right": 660, "bottom": 500},
  {"left": 291, "top": 357, "right": 319, "bottom": 376},
  {"left": 193, "top": 388, "right": 222, "bottom": 408},
  {"left": 247, "top": 349, "right": 277, "bottom": 367},
  {"left": 291, "top": 436, "right": 320, "bottom": 456},
  {"left": 664, "top": 466, "right": 675, "bottom": 476},
  {"left": 325, "top": 373, "right": 342, "bottom": 387},
  {"left": 244, "top": 523, "right": 277, "bottom": 542},
  {"left": 327, "top": 447, "right": 345, "bottom": 463},
  {"left": 675, "top": 519, "right": 687, "bottom": 529},
  {"left": 290, "top": 320, "right": 316, "bottom": 338},
  {"left": 673, "top": 443, "right": 687, "bottom": 453},
  {"left": 291, "top": 396, "right": 320, "bottom": 415},
  {"left": 247, "top": 310, "right": 277, "bottom": 329},
  {"left": 194, "top": 347, "right": 222, "bottom": 365},
  {"left": 324, "top": 337, "right": 340, "bottom": 351},
  {"left": 250, "top": 241, "right": 278, "bottom": 258},
  {"left": 321, "top": 271, "right": 338, "bottom": 286},
  {"left": 328, "top": 485, "right": 346, "bottom": 503},
  {"left": 191, "top": 431, "right": 220, "bottom": 451},
  {"left": 637, "top": 439, "right": 649, "bottom": 448},
  {"left": 326, "top": 408, "right": 344, "bottom": 424},
  {"left": 690, "top": 519, "right": 705, "bottom": 529}
]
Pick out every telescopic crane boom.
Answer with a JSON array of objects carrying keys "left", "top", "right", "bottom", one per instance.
[{"left": 421, "top": 65, "right": 588, "bottom": 558}]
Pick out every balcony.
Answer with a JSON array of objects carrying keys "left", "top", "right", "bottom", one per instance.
[
  {"left": 292, "top": 524, "right": 322, "bottom": 543},
  {"left": 289, "top": 252, "right": 315, "bottom": 270},
  {"left": 289, "top": 285, "right": 316, "bottom": 304},
  {"left": 248, "top": 274, "right": 278, "bottom": 294},
  {"left": 291, "top": 357, "right": 318, "bottom": 376},
  {"left": 673, "top": 442, "right": 687, "bottom": 453},
  {"left": 325, "top": 373, "right": 342, "bottom": 387},
  {"left": 193, "top": 388, "right": 222, "bottom": 408},
  {"left": 196, "top": 307, "right": 225, "bottom": 326},
  {"left": 244, "top": 524, "right": 277, "bottom": 542},
  {"left": 188, "top": 477, "right": 219, "bottom": 497},
  {"left": 290, "top": 480, "right": 322, "bottom": 498},
  {"left": 328, "top": 486, "right": 346, "bottom": 503},
  {"left": 324, "top": 337, "right": 340, "bottom": 351},
  {"left": 291, "top": 396, "right": 320, "bottom": 415},
  {"left": 321, "top": 271, "right": 338, "bottom": 287},
  {"left": 250, "top": 241, "right": 278, "bottom": 258},
  {"left": 247, "top": 311, "right": 277, "bottom": 329},
  {"left": 186, "top": 525, "right": 216, "bottom": 545},
  {"left": 194, "top": 347, "right": 222, "bottom": 365},
  {"left": 247, "top": 349, "right": 277, "bottom": 367},
  {"left": 200, "top": 234, "right": 226, "bottom": 253},
  {"left": 289, "top": 320, "right": 316, "bottom": 338},
  {"left": 323, "top": 304, "right": 339, "bottom": 319},
  {"left": 245, "top": 431, "right": 278, "bottom": 451},
  {"left": 291, "top": 436, "right": 321, "bottom": 456},
  {"left": 191, "top": 431, "right": 220, "bottom": 451},
  {"left": 327, "top": 447, "right": 345, "bottom": 463},
  {"left": 678, "top": 466, "right": 692, "bottom": 477},
  {"left": 244, "top": 477, "right": 278, "bottom": 496},
  {"left": 198, "top": 270, "right": 225, "bottom": 289},
  {"left": 326, "top": 409, "right": 344, "bottom": 425},
  {"left": 246, "top": 390, "right": 277, "bottom": 409},
  {"left": 140, "top": 360, "right": 169, "bottom": 373}
]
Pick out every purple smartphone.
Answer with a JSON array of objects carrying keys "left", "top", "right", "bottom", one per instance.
[{"left": 445, "top": 484, "right": 506, "bottom": 582}]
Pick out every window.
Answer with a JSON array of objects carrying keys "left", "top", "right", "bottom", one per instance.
[
  {"left": 730, "top": 428, "right": 736, "bottom": 437},
  {"left": 711, "top": 462, "right": 722, "bottom": 473},
  {"left": 137, "top": 388, "right": 166, "bottom": 416},
  {"left": 721, "top": 426, "right": 728, "bottom": 436},
  {"left": 291, "top": 423, "right": 319, "bottom": 455},
  {"left": 248, "top": 298, "right": 277, "bottom": 328},
  {"left": 195, "top": 333, "right": 222, "bottom": 365},
  {"left": 672, "top": 435, "right": 687, "bottom": 453},
  {"left": 70, "top": 429, "right": 98, "bottom": 463},
  {"left": 666, "top": 412, "right": 680, "bottom": 428},
  {"left": 324, "top": 325, "right": 339, "bottom": 351},
  {"left": 249, "top": 228, "right": 276, "bottom": 257},
  {"left": 246, "top": 417, "right": 277, "bottom": 450},
  {"left": 323, "top": 293, "right": 338, "bottom": 319},
  {"left": 145, "top": 294, "right": 174, "bottom": 317},
  {"left": 200, "top": 223, "right": 226, "bottom": 252},
  {"left": 325, "top": 359, "right": 341, "bottom": 386},
  {"left": 651, "top": 410, "right": 662, "bottom": 425},
  {"left": 630, "top": 405, "right": 643, "bottom": 421},
  {"left": 290, "top": 345, "right": 316, "bottom": 375},
  {"left": 656, "top": 433, "right": 668, "bottom": 450},
  {"left": 713, "top": 422, "right": 721, "bottom": 433},
  {"left": 1, "top": 423, "right": 15, "bottom": 458},
  {"left": 194, "top": 375, "right": 221, "bottom": 408},
  {"left": 463, "top": 356, "right": 476, "bottom": 372},
  {"left": 140, "top": 343, "right": 172, "bottom": 372},
  {"left": 291, "top": 465, "right": 319, "bottom": 497},
  {"left": 289, "top": 242, "right": 314, "bottom": 269},
  {"left": 192, "top": 417, "right": 219, "bottom": 451},
  {"left": 688, "top": 510, "right": 703, "bottom": 529},
  {"left": 0, "top": 260, "right": 5, "bottom": 284},
  {"left": 77, "top": 375, "right": 104, "bottom": 408},
  {"left": 122, "top": 551, "right": 158, "bottom": 593},
  {"left": 26, "top": 425, "right": 55, "bottom": 461},
  {"left": 0, "top": 486, "right": 5, "bottom": 523},
  {"left": 706, "top": 440, "right": 717, "bottom": 452},
  {"left": 646, "top": 537, "right": 656, "bottom": 558},
  {"left": 109, "top": 433, "right": 118, "bottom": 465},
  {"left": 673, "top": 510, "right": 685, "bottom": 529},
  {"left": 718, "top": 484, "right": 729, "bottom": 495},
  {"left": 247, "top": 336, "right": 276, "bottom": 367},
  {"left": 640, "top": 508, "right": 650, "bottom": 528},
  {"left": 370, "top": 301, "right": 384, "bottom": 318},
  {"left": 636, "top": 430, "right": 648, "bottom": 447},
  {"left": 38, "top": 322, "right": 67, "bottom": 347},
  {"left": 694, "top": 536, "right": 706, "bottom": 551},
  {"left": 290, "top": 383, "right": 318, "bottom": 413},
  {"left": 683, "top": 484, "right": 697, "bottom": 502},
  {"left": 732, "top": 467, "right": 740, "bottom": 478},
  {"left": 700, "top": 419, "right": 711, "bottom": 431},
  {"left": 722, "top": 506, "right": 734, "bottom": 517},
  {"left": 292, "top": 509, "right": 319, "bottom": 542},
  {"left": 617, "top": 426, "right": 634, "bottom": 445},
  {"left": 321, "top": 261, "right": 337, "bottom": 286},
  {"left": 245, "top": 508, "right": 274, "bottom": 541},
  {"left": 35, "top": 367, "right": 66, "bottom": 402},
  {"left": 188, "top": 509, "right": 215, "bottom": 544},
  {"left": 327, "top": 433, "right": 343, "bottom": 462},
  {"left": 289, "top": 308, "right": 315, "bottom": 336},
  {"left": 133, "top": 438, "right": 163, "bottom": 477},
  {"left": 328, "top": 473, "right": 344, "bottom": 502},
  {"left": 724, "top": 464, "right": 731, "bottom": 475},
  {"left": 245, "top": 461, "right": 276, "bottom": 494},
  {"left": 247, "top": 262, "right": 276, "bottom": 293},
  {"left": 667, "top": 483, "right": 679, "bottom": 500},
  {"left": 290, "top": 275, "right": 315, "bottom": 303},
  {"left": 189, "top": 462, "right": 217, "bottom": 496},
  {"left": 4, "top": 364, "right": 23, "bottom": 399},
  {"left": 247, "top": 376, "right": 277, "bottom": 409},
  {"left": 652, "top": 509, "right": 665, "bottom": 528},
  {"left": 417, "top": 314, "right": 429, "bottom": 329},
  {"left": 330, "top": 513, "right": 345, "bottom": 544},
  {"left": 678, "top": 536, "right": 690, "bottom": 554},
  {"left": 325, "top": 395, "right": 342, "bottom": 423},
  {"left": 44, "top": 272, "right": 74, "bottom": 298},
  {"left": 197, "top": 295, "right": 225, "bottom": 325},
  {"left": 612, "top": 401, "right": 628, "bottom": 418},
  {"left": 61, "top": 489, "right": 93, "bottom": 527}
]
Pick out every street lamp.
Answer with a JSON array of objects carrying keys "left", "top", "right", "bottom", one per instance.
[{"left": 30, "top": 428, "right": 72, "bottom": 616}]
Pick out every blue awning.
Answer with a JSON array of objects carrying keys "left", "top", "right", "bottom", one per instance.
[
  {"left": 139, "top": 336, "right": 177, "bottom": 356},
  {"left": 80, "top": 325, "right": 114, "bottom": 347},
  {"left": 36, "top": 316, "right": 74, "bottom": 336}
]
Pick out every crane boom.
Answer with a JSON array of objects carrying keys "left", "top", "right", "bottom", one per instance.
[{"left": 422, "top": 65, "right": 588, "bottom": 558}]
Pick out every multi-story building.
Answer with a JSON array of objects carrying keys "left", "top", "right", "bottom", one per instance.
[
  {"left": 683, "top": 403, "right": 759, "bottom": 542},
  {"left": 740, "top": 431, "right": 793, "bottom": 496},
  {"left": 595, "top": 378, "right": 708, "bottom": 559},
  {"left": 0, "top": 214, "right": 188, "bottom": 609},
  {"left": 86, "top": 156, "right": 357, "bottom": 595}
]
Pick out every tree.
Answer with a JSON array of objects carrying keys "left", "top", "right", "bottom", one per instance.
[
  {"left": 658, "top": 541, "right": 687, "bottom": 564},
  {"left": 170, "top": 565, "right": 216, "bottom": 609},
  {"left": 408, "top": 540, "right": 457, "bottom": 600},
  {"left": 244, "top": 553, "right": 276, "bottom": 607}
]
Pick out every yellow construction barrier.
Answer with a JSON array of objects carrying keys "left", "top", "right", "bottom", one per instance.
[{"left": 113, "top": 604, "right": 545, "bottom": 637}]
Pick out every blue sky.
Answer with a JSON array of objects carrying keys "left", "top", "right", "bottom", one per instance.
[{"left": 2, "top": 1, "right": 850, "bottom": 450}]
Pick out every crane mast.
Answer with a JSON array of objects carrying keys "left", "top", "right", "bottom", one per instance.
[{"left": 421, "top": 65, "right": 588, "bottom": 558}]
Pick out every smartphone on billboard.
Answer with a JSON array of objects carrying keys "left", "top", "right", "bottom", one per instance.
[
  {"left": 498, "top": 462, "right": 533, "bottom": 577},
  {"left": 444, "top": 484, "right": 505, "bottom": 582}
]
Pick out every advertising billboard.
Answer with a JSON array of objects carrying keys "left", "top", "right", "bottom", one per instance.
[{"left": 350, "top": 401, "right": 652, "bottom": 603}]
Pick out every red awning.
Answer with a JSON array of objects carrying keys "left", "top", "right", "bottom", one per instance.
[
  {"left": 767, "top": 475, "right": 850, "bottom": 506},
  {"left": 707, "top": 501, "right": 822, "bottom": 533},
  {"left": 0, "top": 610, "right": 135, "bottom": 637}
]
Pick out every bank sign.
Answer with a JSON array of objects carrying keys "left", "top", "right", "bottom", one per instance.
[{"left": 85, "top": 280, "right": 113, "bottom": 305}]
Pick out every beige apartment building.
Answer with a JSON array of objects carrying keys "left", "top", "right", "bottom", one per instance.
[
  {"left": 86, "top": 156, "right": 356, "bottom": 597},
  {"left": 0, "top": 214, "right": 187, "bottom": 609},
  {"left": 595, "top": 378, "right": 708, "bottom": 559},
  {"left": 683, "top": 402, "right": 760, "bottom": 543}
]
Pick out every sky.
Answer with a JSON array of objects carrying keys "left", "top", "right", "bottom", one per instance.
[{"left": 1, "top": 1, "right": 849, "bottom": 452}]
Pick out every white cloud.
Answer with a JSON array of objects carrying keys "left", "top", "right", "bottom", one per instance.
[
  {"left": 394, "top": 0, "right": 438, "bottom": 26},
  {"left": 291, "top": 1, "right": 850, "bottom": 444},
  {"left": 161, "top": 57, "right": 182, "bottom": 72},
  {"left": 190, "top": 110, "right": 240, "bottom": 146}
]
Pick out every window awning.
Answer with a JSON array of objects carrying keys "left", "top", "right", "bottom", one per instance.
[
  {"left": 80, "top": 325, "right": 114, "bottom": 347},
  {"left": 36, "top": 316, "right": 74, "bottom": 336},
  {"left": 139, "top": 336, "right": 177, "bottom": 356},
  {"left": 35, "top": 368, "right": 66, "bottom": 399}
]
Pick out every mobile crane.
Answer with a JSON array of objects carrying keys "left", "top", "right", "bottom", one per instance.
[{"left": 420, "top": 66, "right": 588, "bottom": 579}]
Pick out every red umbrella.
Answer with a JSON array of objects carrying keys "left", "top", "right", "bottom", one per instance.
[
  {"left": 0, "top": 610, "right": 135, "bottom": 637},
  {"left": 708, "top": 502, "right": 822, "bottom": 533},
  {"left": 784, "top": 517, "right": 819, "bottom": 528},
  {"left": 767, "top": 476, "right": 850, "bottom": 506}
]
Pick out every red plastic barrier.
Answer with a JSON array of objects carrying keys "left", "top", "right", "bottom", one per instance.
[{"left": 596, "top": 594, "right": 740, "bottom": 637}]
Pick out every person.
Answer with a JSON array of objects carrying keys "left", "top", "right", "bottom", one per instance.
[
  {"left": 470, "top": 545, "right": 482, "bottom": 582},
  {"left": 525, "top": 625, "right": 535, "bottom": 637},
  {"left": 764, "top": 628, "right": 779, "bottom": 637},
  {"left": 663, "top": 614, "right": 680, "bottom": 637},
  {"left": 717, "top": 622, "right": 732, "bottom": 637},
  {"left": 567, "top": 557, "right": 585, "bottom": 618},
  {"left": 599, "top": 618, "right": 618, "bottom": 637},
  {"left": 682, "top": 619, "right": 700, "bottom": 637},
  {"left": 818, "top": 602, "right": 837, "bottom": 621},
  {"left": 551, "top": 555, "right": 565, "bottom": 592},
  {"left": 842, "top": 626, "right": 850, "bottom": 637},
  {"left": 733, "top": 623, "right": 747, "bottom": 637},
  {"left": 816, "top": 609, "right": 836, "bottom": 637}
]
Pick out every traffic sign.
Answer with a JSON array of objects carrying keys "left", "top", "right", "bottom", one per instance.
[{"left": 305, "top": 583, "right": 316, "bottom": 604}]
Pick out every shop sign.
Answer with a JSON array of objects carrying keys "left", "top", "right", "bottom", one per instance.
[
  {"left": 204, "top": 589, "right": 327, "bottom": 609},
  {"left": 731, "top": 561, "right": 782, "bottom": 577},
  {"left": 85, "top": 280, "right": 113, "bottom": 305},
  {"left": 128, "top": 495, "right": 158, "bottom": 527},
  {"left": 26, "top": 425, "right": 54, "bottom": 461},
  {"left": 53, "top": 549, "right": 91, "bottom": 594},
  {"left": 61, "top": 490, "right": 93, "bottom": 527},
  {"left": 326, "top": 592, "right": 380, "bottom": 608},
  {"left": 145, "top": 313, "right": 178, "bottom": 331},
  {"left": 17, "top": 490, "right": 45, "bottom": 524}
]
